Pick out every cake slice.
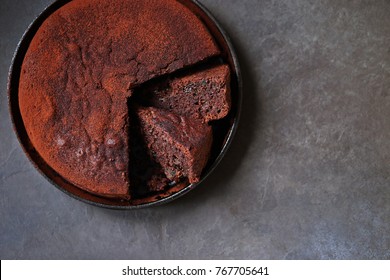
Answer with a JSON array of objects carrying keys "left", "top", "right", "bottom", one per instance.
[
  {"left": 136, "top": 107, "right": 213, "bottom": 183},
  {"left": 143, "top": 64, "right": 231, "bottom": 123}
]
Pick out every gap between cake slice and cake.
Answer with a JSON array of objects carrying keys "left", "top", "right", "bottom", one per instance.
[{"left": 127, "top": 99, "right": 171, "bottom": 198}]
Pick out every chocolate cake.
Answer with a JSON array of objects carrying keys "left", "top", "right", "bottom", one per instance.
[
  {"left": 137, "top": 107, "right": 213, "bottom": 184},
  {"left": 143, "top": 65, "right": 231, "bottom": 123},
  {"left": 18, "top": 0, "right": 231, "bottom": 199}
]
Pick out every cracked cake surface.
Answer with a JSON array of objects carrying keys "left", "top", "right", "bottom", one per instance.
[{"left": 19, "top": 0, "right": 221, "bottom": 197}]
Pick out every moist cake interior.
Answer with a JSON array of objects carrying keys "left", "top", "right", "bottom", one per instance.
[{"left": 137, "top": 64, "right": 231, "bottom": 123}]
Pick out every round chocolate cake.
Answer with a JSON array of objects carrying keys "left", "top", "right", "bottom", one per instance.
[{"left": 19, "top": 0, "right": 231, "bottom": 200}]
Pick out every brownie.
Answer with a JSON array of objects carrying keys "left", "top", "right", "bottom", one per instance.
[
  {"left": 137, "top": 107, "right": 213, "bottom": 184},
  {"left": 144, "top": 64, "right": 231, "bottom": 123},
  {"left": 19, "top": 0, "right": 220, "bottom": 198}
]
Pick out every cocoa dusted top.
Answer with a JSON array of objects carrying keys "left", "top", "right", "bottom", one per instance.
[{"left": 19, "top": 0, "right": 220, "bottom": 197}]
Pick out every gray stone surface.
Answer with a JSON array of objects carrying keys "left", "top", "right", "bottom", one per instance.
[{"left": 0, "top": 0, "right": 389, "bottom": 259}]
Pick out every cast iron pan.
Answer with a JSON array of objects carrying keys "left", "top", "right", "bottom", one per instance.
[{"left": 8, "top": 0, "right": 242, "bottom": 209}]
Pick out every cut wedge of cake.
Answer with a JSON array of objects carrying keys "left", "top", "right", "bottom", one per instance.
[{"left": 136, "top": 107, "right": 213, "bottom": 184}]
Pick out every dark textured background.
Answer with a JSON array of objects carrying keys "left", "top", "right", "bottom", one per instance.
[{"left": 1, "top": 0, "right": 389, "bottom": 259}]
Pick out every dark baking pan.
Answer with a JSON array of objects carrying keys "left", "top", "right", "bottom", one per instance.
[{"left": 8, "top": 0, "right": 242, "bottom": 209}]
